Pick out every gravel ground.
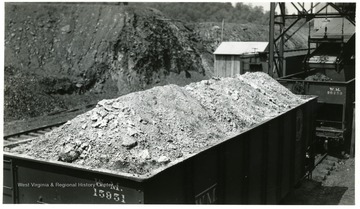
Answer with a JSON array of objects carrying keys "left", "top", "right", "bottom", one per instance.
[{"left": 281, "top": 157, "right": 355, "bottom": 205}]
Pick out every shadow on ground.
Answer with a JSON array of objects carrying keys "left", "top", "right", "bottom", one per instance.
[{"left": 280, "top": 179, "right": 348, "bottom": 205}]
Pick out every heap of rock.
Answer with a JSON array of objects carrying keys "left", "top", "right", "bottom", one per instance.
[{"left": 9, "top": 72, "right": 306, "bottom": 176}]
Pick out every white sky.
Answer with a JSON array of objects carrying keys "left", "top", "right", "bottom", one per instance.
[
  {"left": 239, "top": 1, "right": 355, "bottom": 14},
  {"left": 239, "top": 2, "right": 310, "bottom": 14}
]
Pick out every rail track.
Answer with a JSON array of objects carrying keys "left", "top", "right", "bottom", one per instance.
[
  {"left": 3, "top": 122, "right": 65, "bottom": 147},
  {"left": 308, "top": 153, "right": 341, "bottom": 182},
  {"left": 3, "top": 104, "right": 96, "bottom": 147}
]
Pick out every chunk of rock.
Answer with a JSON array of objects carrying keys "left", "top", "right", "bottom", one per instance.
[
  {"left": 157, "top": 156, "right": 170, "bottom": 164},
  {"left": 59, "top": 144, "right": 80, "bottom": 162},
  {"left": 138, "top": 149, "right": 151, "bottom": 160},
  {"left": 61, "top": 25, "right": 71, "bottom": 33},
  {"left": 90, "top": 114, "right": 98, "bottom": 121},
  {"left": 121, "top": 136, "right": 137, "bottom": 149},
  {"left": 112, "top": 102, "right": 121, "bottom": 109}
]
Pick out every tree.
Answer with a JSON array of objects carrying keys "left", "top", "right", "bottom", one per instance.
[{"left": 131, "top": 2, "right": 268, "bottom": 25}]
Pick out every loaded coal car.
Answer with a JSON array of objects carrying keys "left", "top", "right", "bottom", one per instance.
[
  {"left": 277, "top": 17, "right": 355, "bottom": 156},
  {"left": 3, "top": 73, "right": 317, "bottom": 204}
]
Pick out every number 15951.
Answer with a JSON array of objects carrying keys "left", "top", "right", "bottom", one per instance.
[{"left": 93, "top": 188, "right": 125, "bottom": 203}]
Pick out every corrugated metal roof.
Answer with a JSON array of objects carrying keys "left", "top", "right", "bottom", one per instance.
[{"left": 214, "top": 42, "right": 268, "bottom": 55}]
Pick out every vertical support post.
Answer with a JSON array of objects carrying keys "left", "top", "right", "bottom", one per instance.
[
  {"left": 214, "top": 54, "right": 217, "bottom": 77},
  {"left": 221, "top": 19, "right": 225, "bottom": 42},
  {"left": 279, "top": 3, "right": 285, "bottom": 77},
  {"left": 268, "top": 3, "right": 276, "bottom": 77}
]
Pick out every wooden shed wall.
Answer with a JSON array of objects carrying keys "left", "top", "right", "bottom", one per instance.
[
  {"left": 214, "top": 55, "right": 267, "bottom": 77},
  {"left": 214, "top": 55, "right": 241, "bottom": 77}
]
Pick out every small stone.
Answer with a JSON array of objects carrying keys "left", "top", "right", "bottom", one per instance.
[
  {"left": 64, "top": 136, "right": 71, "bottom": 142},
  {"left": 109, "top": 120, "right": 119, "bottom": 130},
  {"left": 91, "top": 121, "right": 101, "bottom": 128},
  {"left": 176, "top": 152, "right": 183, "bottom": 158},
  {"left": 81, "top": 124, "right": 87, "bottom": 129},
  {"left": 138, "top": 149, "right": 151, "bottom": 160},
  {"left": 167, "top": 143, "right": 177, "bottom": 150},
  {"left": 75, "top": 140, "right": 82, "bottom": 146},
  {"left": 80, "top": 142, "right": 89, "bottom": 149},
  {"left": 127, "top": 128, "right": 138, "bottom": 136},
  {"left": 99, "top": 119, "right": 108, "bottom": 128},
  {"left": 112, "top": 102, "right": 121, "bottom": 109},
  {"left": 140, "top": 118, "right": 148, "bottom": 125},
  {"left": 98, "top": 109, "right": 108, "bottom": 118},
  {"left": 90, "top": 114, "right": 98, "bottom": 121},
  {"left": 61, "top": 25, "right": 71, "bottom": 33},
  {"left": 103, "top": 105, "right": 113, "bottom": 112},
  {"left": 97, "top": 132, "right": 103, "bottom": 138},
  {"left": 157, "top": 156, "right": 170, "bottom": 164},
  {"left": 99, "top": 154, "right": 109, "bottom": 163},
  {"left": 107, "top": 114, "right": 115, "bottom": 120},
  {"left": 121, "top": 136, "right": 137, "bottom": 149},
  {"left": 97, "top": 100, "right": 105, "bottom": 107},
  {"left": 68, "top": 150, "right": 79, "bottom": 159},
  {"left": 61, "top": 144, "right": 73, "bottom": 154},
  {"left": 127, "top": 120, "right": 135, "bottom": 127},
  {"left": 59, "top": 144, "right": 79, "bottom": 162}
]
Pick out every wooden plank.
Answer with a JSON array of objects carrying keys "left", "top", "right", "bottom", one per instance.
[
  {"left": 227, "top": 56, "right": 232, "bottom": 77},
  {"left": 219, "top": 56, "right": 226, "bottom": 77},
  {"left": 236, "top": 56, "right": 241, "bottom": 75},
  {"left": 240, "top": 60, "right": 244, "bottom": 75},
  {"left": 219, "top": 58, "right": 224, "bottom": 77},
  {"left": 231, "top": 56, "right": 234, "bottom": 77}
]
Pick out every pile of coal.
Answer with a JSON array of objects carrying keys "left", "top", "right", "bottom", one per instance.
[{"left": 305, "top": 73, "right": 332, "bottom": 81}]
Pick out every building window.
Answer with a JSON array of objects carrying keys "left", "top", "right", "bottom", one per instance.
[{"left": 250, "top": 63, "right": 263, "bottom": 72}]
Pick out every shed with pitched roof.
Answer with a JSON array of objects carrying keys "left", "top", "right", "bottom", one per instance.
[{"left": 213, "top": 42, "right": 269, "bottom": 77}]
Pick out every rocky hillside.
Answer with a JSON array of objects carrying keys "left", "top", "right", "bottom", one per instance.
[
  {"left": 4, "top": 3, "right": 210, "bottom": 121},
  {"left": 193, "top": 22, "right": 308, "bottom": 53},
  {"left": 4, "top": 3, "right": 308, "bottom": 122}
]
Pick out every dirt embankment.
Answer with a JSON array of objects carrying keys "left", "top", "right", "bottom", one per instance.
[{"left": 8, "top": 72, "right": 306, "bottom": 176}]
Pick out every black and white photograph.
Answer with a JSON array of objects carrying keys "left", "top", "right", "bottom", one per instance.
[{"left": 1, "top": 0, "right": 356, "bottom": 205}]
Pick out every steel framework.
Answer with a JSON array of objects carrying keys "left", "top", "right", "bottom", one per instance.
[{"left": 268, "top": 2, "right": 356, "bottom": 78}]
